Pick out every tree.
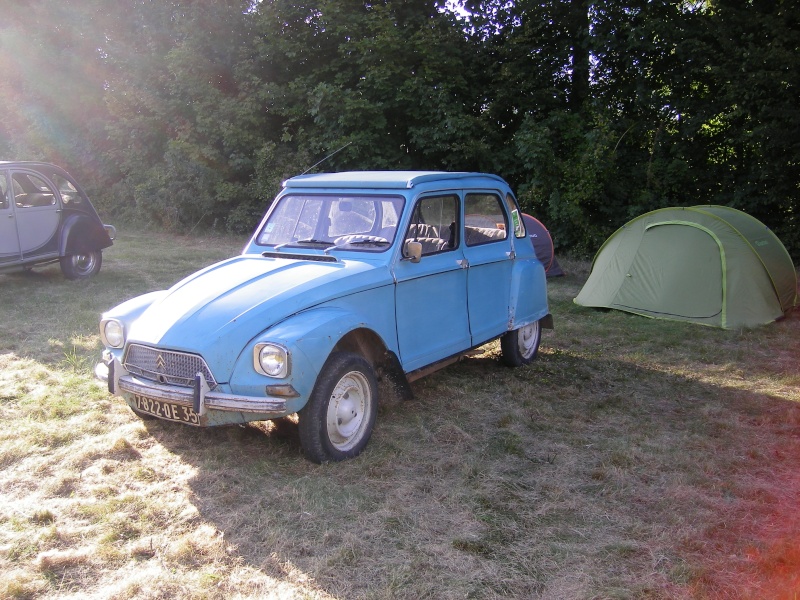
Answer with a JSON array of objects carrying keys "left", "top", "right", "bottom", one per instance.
[
  {"left": 101, "top": 0, "right": 263, "bottom": 229},
  {"left": 248, "top": 1, "right": 488, "bottom": 172},
  {"left": 0, "top": 0, "right": 797, "bottom": 259},
  {"left": 706, "top": 0, "right": 800, "bottom": 253},
  {"left": 0, "top": 0, "right": 114, "bottom": 198},
  {"left": 463, "top": 0, "right": 800, "bottom": 259}
]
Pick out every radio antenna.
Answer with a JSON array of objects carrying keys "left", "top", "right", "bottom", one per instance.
[{"left": 300, "top": 141, "right": 353, "bottom": 176}]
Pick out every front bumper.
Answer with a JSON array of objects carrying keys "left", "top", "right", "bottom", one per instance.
[{"left": 95, "top": 357, "right": 290, "bottom": 424}]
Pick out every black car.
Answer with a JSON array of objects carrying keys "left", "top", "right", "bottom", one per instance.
[{"left": 0, "top": 161, "right": 114, "bottom": 279}]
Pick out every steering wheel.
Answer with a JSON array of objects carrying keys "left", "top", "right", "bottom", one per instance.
[{"left": 333, "top": 235, "right": 389, "bottom": 245}]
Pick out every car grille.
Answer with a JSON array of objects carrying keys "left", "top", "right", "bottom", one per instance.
[{"left": 123, "top": 344, "right": 218, "bottom": 390}]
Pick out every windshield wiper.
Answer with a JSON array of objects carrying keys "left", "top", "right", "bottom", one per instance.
[{"left": 295, "top": 239, "right": 334, "bottom": 247}]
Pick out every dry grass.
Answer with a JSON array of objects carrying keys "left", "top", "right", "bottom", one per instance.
[{"left": 1, "top": 235, "right": 798, "bottom": 599}]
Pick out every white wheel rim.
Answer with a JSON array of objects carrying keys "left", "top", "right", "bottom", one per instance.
[
  {"left": 518, "top": 321, "right": 541, "bottom": 359},
  {"left": 72, "top": 253, "right": 97, "bottom": 275},
  {"left": 326, "top": 370, "right": 371, "bottom": 451}
]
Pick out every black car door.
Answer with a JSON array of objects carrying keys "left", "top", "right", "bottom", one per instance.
[
  {"left": 0, "top": 169, "right": 22, "bottom": 263},
  {"left": 11, "top": 169, "right": 61, "bottom": 259}
]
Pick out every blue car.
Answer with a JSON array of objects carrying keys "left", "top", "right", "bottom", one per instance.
[{"left": 96, "top": 172, "right": 552, "bottom": 462}]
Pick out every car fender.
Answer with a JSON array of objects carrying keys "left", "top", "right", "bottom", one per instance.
[
  {"left": 99, "top": 291, "right": 169, "bottom": 362},
  {"left": 230, "top": 307, "right": 384, "bottom": 402},
  {"left": 59, "top": 213, "right": 113, "bottom": 256},
  {"left": 103, "top": 290, "right": 170, "bottom": 326},
  {"left": 508, "top": 257, "right": 550, "bottom": 329}
]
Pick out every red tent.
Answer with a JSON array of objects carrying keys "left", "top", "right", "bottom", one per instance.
[{"left": 523, "top": 214, "right": 564, "bottom": 277}]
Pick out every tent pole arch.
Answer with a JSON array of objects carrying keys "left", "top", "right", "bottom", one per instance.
[
  {"left": 690, "top": 205, "right": 798, "bottom": 313},
  {"left": 644, "top": 221, "right": 728, "bottom": 328}
]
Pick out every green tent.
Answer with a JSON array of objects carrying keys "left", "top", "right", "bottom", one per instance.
[{"left": 575, "top": 206, "right": 798, "bottom": 329}]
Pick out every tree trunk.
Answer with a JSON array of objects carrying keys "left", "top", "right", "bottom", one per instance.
[{"left": 568, "top": 0, "right": 591, "bottom": 112}]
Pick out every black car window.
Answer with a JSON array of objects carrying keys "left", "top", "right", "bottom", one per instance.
[
  {"left": 52, "top": 173, "right": 83, "bottom": 205},
  {"left": 0, "top": 173, "right": 8, "bottom": 210},
  {"left": 12, "top": 172, "right": 57, "bottom": 208}
]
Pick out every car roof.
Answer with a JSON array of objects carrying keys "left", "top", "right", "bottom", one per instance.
[
  {"left": 283, "top": 171, "right": 508, "bottom": 190},
  {"left": 0, "top": 161, "right": 65, "bottom": 172}
]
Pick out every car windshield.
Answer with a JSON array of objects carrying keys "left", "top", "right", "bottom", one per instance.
[{"left": 256, "top": 194, "right": 404, "bottom": 252}]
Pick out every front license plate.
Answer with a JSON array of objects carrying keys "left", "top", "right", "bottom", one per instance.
[{"left": 133, "top": 394, "right": 201, "bottom": 425}]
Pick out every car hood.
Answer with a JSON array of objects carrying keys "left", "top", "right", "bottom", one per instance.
[{"left": 126, "top": 254, "right": 390, "bottom": 378}]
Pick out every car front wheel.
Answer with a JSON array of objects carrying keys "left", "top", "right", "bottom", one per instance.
[
  {"left": 298, "top": 352, "right": 378, "bottom": 463},
  {"left": 500, "top": 319, "right": 542, "bottom": 367},
  {"left": 60, "top": 250, "right": 102, "bottom": 279}
]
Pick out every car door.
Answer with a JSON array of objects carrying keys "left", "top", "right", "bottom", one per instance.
[
  {"left": 0, "top": 169, "right": 21, "bottom": 264},
  {"left": 393, "top": 193, "right": 470, "bottom": 373},
  {"left": 462, "top": 191, "right": 515, "bottom": 345},
  {"left": 11, "top": 169, "right": 61, "bottom": 258}
]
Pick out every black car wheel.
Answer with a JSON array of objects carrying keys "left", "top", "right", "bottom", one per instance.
[
  {"left": 298, "top": 352, "right": 378, "bottom": 463},
  {"left": 500, "top": 319, "right": 542, "bottom": 367},
  {"left": 60, "top": 250, "right": 102, "bottom": 279}
]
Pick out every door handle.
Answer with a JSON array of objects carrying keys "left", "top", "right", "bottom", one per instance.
[{"left": 457, "top": 259, "right": 469, "bottom": 269}]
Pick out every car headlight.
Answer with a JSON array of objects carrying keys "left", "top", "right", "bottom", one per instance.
[
  {"left": 101, "top": 319, "right": 125, "bottom": 348},
  {"left": 254, "top": 343, "right": 289, "bottom": 378}
]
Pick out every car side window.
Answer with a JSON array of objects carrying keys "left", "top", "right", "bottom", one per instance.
[
  {"left": 404, "top": 195, "right": 458, "bottom": 257},
  {"left": 52, "top": 174, "right": 83, "bottom": 205},
  {"left": 464, "top": 193, "right": 508, "bottom": 246},
  {"left": 0, "top": 173, "right": 8, "bottom": 210},
  {"left": 505, "top": 192, "right": 526, "bottom": 238},
  {"left": 12, "top": 172, "right": 57, "bottom": 208}
]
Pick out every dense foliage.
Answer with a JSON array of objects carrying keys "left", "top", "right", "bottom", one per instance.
[{"left": 1, "top": 0, "right": 797, "bottom": 259}]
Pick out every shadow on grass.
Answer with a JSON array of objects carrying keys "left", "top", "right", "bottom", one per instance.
[
  {"left": 2, "top": 247, "right": 797, "bottom": 598},
  {"left": 139, "top": 343, "right": 800, "bottom": 599}
]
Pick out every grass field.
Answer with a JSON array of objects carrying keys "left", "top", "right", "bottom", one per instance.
[{"left": 1, "top": 231, "right": 798, "bottom": 600}]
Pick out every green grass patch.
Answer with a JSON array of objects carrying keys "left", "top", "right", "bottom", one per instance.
[{"left": 0, "top": 234, "right": 798, "bottom": 598}]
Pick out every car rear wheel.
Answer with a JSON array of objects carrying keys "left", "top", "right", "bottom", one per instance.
[
  {"left": 500, "top": 319, "right": 542, "bottom": 367},
  {"left": 60, "top": 250, "right": 102, "bottom": 279},
  {"left": 298, "top": 352, "right": 378, "bottom": 463}
]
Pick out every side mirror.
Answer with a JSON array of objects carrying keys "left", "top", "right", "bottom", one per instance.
[{"left": 403, "top": 240, "right": 422, "bottom": 263}]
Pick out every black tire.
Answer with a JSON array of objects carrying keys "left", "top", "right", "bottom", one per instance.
[
  {"left": 298, "top": 352, "right": 378, "bottom": 463},
  {"left": 60, "top": 250, "right": 102, "bottom": 280},
  {"left": 500, "top": 319, "right": 542, "bottom": 367}
]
